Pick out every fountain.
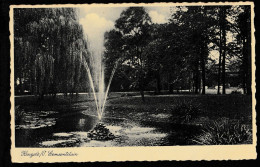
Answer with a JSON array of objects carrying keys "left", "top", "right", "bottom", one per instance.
[
  {"left": 87, "top": 123, "right": 115, "bottom": 140},
  {"left": 82, "top": 51, "right": 120, "bottom": 140},
  {"left": 83, "top": 55, "right": 119, "bottom": 120}
]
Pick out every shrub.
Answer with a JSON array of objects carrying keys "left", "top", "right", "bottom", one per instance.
[
  {"left": 171, "top": 101, "right": 202, "bottom": 123},
  {"left": 15, "top": 105, "right": 25, "bottom": 121},
  {"left": 192, "top": 118, "right": 252, "bottom": 145}
]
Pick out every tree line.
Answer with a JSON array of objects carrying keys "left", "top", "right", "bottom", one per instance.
[
  {"left": 13, "top": 6, "right": 252, "bottom": 101},
  {"left": 104, "top": 6, "right": 252, "bottom": 101},
  {"left": 14, "top": 8, "right": 91, "bottom": 98}
]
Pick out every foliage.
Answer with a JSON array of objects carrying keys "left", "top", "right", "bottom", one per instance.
[
  {"left": 104, "top": 7, "right": 152, "bottom": 101},
  {"left": 14, "top": 6, "right": 252, "bottom": 98},
  {"left": 171, "top": 101, "right": 202, "bottom": 123},
  {"left": 14, "top": 8, "right": 91, "bottom": 97},
  {"left": 15, "top": 105, "right": 24, "bottom": 121},
  {"left": 104, "top": 6, "right": 251, "bottom": 97},
  {"left": 192, "top": 118, "right": 252, "bottom": 145}
]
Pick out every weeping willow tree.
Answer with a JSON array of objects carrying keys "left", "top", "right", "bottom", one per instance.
[{"left": 14, "top": 8, "right": 90, "bottom": 98}]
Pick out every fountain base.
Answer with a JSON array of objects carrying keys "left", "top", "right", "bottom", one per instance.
[{"left": 87, "top": 123, "right": 115, "bottom": 140}]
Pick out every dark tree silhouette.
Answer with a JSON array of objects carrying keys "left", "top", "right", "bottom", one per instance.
[{"left": 14, "top": 8, "right": 91, "bottom": 98}]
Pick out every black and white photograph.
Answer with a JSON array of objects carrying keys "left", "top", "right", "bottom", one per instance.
[{"left": 10, "top": 2, "right": 256, "bottom": 162}]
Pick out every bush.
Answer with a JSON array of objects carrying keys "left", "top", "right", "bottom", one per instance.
[
  {"left": 15, "top": 105, "right": 25, "bottom": 121},
  {"left": 192, "top": 118, "right": 252, "bottom": 145},
  {"left": 171, "top": 101, "right": 202, "bottom": 123}
]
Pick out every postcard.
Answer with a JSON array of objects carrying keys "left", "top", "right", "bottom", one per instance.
[{"left": 10, "top": 2, "right": 256, "bottom": 162}]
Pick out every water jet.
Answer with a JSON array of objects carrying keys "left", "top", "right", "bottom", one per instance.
[{"left": 83, "top": 53, "right": 120, "bottom": 121}]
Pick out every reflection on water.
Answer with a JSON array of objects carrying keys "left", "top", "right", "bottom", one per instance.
[
  {"left": 78, "top": 119, "right": 85, "bottom": 128},
  {"left": 36, "top": 122, "right": 167, "bottom": 147},
  {"left": 41, "top": 140, "right": 75, "bottom": 146},
  {"left": 16, "top": 110, "right": 168, "bottom": 147},
  {"left": 79, "top": 125, "right": 167, "bottom": 147},
  {"left": 16, "top": 111, "right": 58, "bottom": 129},
  {"left": 15, "top": 111, "right": 98, "bottom": 147},
  {"left": 53, "top": 133, "right": 73, "bottom": 137}
]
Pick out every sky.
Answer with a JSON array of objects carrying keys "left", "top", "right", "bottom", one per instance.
[{"left": 79, "top": 6, "right": 172, "bottom": 53}]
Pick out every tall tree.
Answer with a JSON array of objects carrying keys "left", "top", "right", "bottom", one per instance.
[
  {"left": 236, "top": 6, "right": 252, "bottom": 94},
  {"left": 113, "top": 7, "right": 152, "bottom": 102},
  {"left": 219, "top": 6, "right": 229, "bottom": 94},
  {"left": 168, "top": 6, "right": 214, "bottom": 94},
  {"left": 145, "top": 23, "right": 169, "bottom": 93},
  {"left": 14, "top": 8, "right": 91, "bottom": 98}
]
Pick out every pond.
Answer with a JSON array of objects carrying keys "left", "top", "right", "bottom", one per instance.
[
  {"left": 15, "top": 106, "right": 202, "bottom": 147},
  {"left": 15, "top": 110, "right": 175, "bottom": 147}
]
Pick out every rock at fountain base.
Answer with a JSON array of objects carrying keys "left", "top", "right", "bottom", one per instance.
[{"left": 87, "top": 123, "right": 115, "bottom": 140}]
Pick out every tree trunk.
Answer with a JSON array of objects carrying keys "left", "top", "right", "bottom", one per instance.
[
  {"left": 156, "top": 71, "right": 161, "bottom": 94},
  {"left": 201, "top": 66, "right": 206, "bottom": 94},
  {"left": 246, "top": 30, "right": 252, "bottom": 95},
  {"left": 221, "top": 8, "right": 227, "bottom": 95},
  {"left": 221, "top": 32, "right": 226, "bottom": 95},
  {"left": 200, "top": 45, "right": 206, "bottom": 95},
  {"left": 243, "top": 69, "right": 247, "bottom": 94},
  {"left": 19, "top": 77, "right": 23, "bottom": 94},
  {"left": 194, "top": 65, "right": 200, "bottom": 94},
  {"left": 168, "top": 72, "right": 173, "bottom": 94},
  {"left": 29, "top": 70, "right": 33, "bottom": 94},
  {"left": 19, "top": 70, "right": 25, "bottom": 94},
  {"left": 198, "top": 74, "right": 201, "bottom": 94},
  {"left": 138, "top": 48, "right": 145, "bottom": 102},
  {"left": 217, "top": 28, "right": 222, "bottom": 94},
  {"left": 53, "top": 93, "right": 56, "bottom": 99},
  {"left": 140, "top": 89, "right": 145, "bottom": 102},
  {"left": 39, "top": 92, "right": 44, "bottom": 100},
  {"left": 139, "top": 77, "right": 145, "bottom": 102}
]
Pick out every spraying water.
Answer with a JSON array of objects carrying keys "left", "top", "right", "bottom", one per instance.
[
  {"left": 100, "top": 60, "right": 119, "bottom": 117},
  {"left": 83, "top": 53, "right": 119, "bottom": 120},
  {"left": 83, "top": 61, "right": 101, "bottom": 119}
]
